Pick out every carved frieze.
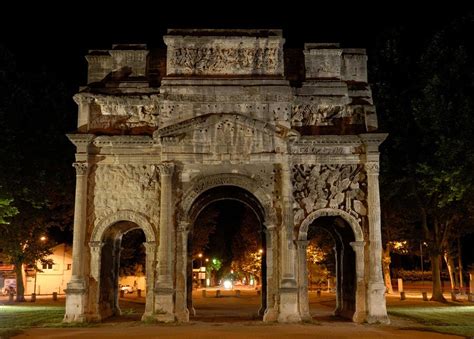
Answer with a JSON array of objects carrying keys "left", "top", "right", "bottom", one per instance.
[
  {"left": 87, "top": 164, "right": 160, "bottom": 228},
  {"left": 168, "top": 46, "right": 280, "bottom": 75},
  {"left": 164, "top": 33, "right": 284, "bottom": 76},
  {"left": 291, "top": 104, "right": 346, "bottom": 126},
  {"left": 76, "top": 93, "right": 161, "bottom": 131},
  {"left": 292, "top": 164, "right": 367, "bottom": 226},
  {"left": 156, "top": 113, "right": 276, "bottom": 156}
]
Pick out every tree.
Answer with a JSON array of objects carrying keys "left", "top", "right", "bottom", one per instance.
[
  {"left": 372, "top": 14, "right": 474, "bottom": 301},
  {"left": 0, "top": 44, "right": 75, "bottom": 300}
]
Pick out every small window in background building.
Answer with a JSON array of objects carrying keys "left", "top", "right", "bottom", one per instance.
[
  {"left": 42, "top": 263, "right": 53, "bottom": 270},
  {"left": 67, "top": 264, "right": 72, "bottom": 270}
]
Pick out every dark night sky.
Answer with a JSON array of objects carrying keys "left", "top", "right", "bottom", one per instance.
[
  {"left": 2, "top": 3, "right": 473, "bottom": 254},
  {"left": 2, "top": 2, "right": 471, "bottom": 90}
]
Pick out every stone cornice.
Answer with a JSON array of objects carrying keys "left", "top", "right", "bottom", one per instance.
[
  {"left": 359, "top": 133, "right": 388, "bottom": 147},
  {"left": 74, "top": 92, "right": 160, "bottom": 105},
  {"left": 67, "top": 134, "right": 95, "bottom": 148},
  {"left": 92, "top": 135, "right": 153, "bottom": 147}
]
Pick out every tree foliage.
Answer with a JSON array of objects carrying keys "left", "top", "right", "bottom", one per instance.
[
  {"left": 0, "top": 44, "right": 76, "bottom": 300},
  {"left": 372, "top": 13, "right": 474, "bottom": 300}
]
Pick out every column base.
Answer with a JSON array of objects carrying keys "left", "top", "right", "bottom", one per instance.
[
  {"left": 63, "top": 279, "right": 87, "bottom": 323},
  {"left": 154, "top": 287, "right": 175, "bottom": 322},
  {"left": 277, "top": 285, "right": 301, "bottom": 323},
  {"left": 367, "top": 314, "right": 390, "bottom": 324},
  {"left": 367, "top": 281, "right": 390, "bottom": 324},
  {"left": 352, "top": 310, "right": 366, "bottom": 323},
  {"left": 263, "top": 307, "right": 279, "bottom": 322},
  {"left": 175, "top": 308, "right": 190, "bottom": 322}
]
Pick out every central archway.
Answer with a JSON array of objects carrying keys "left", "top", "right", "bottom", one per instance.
[{"left": 187, "top": 185, "right": 268, "bottom": 321}]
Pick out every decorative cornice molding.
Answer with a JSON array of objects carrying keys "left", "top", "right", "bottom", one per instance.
[
  {"left": 92, "top": 135, "right": 153, "bottom": 147},
  {"left": 67, "top": 134, "right": 95, "bottom": 148}
]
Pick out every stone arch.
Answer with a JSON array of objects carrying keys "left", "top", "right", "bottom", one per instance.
[
  {"left": 181, "top": 173, "right": 275, "bottom": 224},
  {"left": 91, "top": 210, "right": 157, "bottom": 243},
  {"left": 296, "top": 208, "right": 366, "bottom": 322},
  {"left": 177, "top": 173, "right": 277, "bottom": 321},
  {"left": 88, "top": 210, "right": 157, "bottom": 321},
  {"left": 297, "top": 208, "right": 363, "bottom": 242}
]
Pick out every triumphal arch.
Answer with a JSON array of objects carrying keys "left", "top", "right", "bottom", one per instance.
[{"left": 64, "top": 29, "right": 389, "bottom": 324}]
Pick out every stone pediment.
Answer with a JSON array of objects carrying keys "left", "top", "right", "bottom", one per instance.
[{"left": 154, "top": 113, "right": 278, "bottom": 155}]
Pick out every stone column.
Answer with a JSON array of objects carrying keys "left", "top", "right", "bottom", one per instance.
[
  {"left": 365, "top": 161, "right": 389, "bottom": 324},
  {"left": 154, "top": 162, "right": 175, "bottom": 322},
  {"left": 295, "top": 240, "right": 311, "bottom": 321},
  {"left": 350, "top": 241, "right": 366, "bottom": 323},
  {"left": 64, "top": 162, "right": 89, "bottom": 323},
  {"left": 142, "top": 241, "right": 156, "bottom": 320},
  {"left": 175, "top": 222, "right": 190, "bottom": 322},
  {"left": 263, "top": 224, "right": 279, "bottom": 322},
  {"left": 278, "top": 162, "right": 301, "bottom": 323}
]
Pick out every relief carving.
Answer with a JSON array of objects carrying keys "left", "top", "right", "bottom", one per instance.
[
  {"left": 87, "top": 164, "right": 160, "bottom": 228},
  {"left": 292, "top": 164, "right": 367, "bottom": 226},
  {"left": 291, "top": 104, "right": 346, "bottom": 126},
  {"left": 169, "top": 47, "right": 281, "bottom": 75},
  {"left": 84, "top": 94, "right": 160, "bottom": 131}
]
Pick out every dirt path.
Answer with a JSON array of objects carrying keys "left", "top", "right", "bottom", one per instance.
[
  {"left": 10, "top": 290, "right": 466, "bottom": 338},
  {"left": 14, "top": 320, "right": 460, "bottom": 339}
]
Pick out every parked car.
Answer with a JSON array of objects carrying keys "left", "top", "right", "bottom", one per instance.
[{"left": 119, "top": 284, "right": 134, "bottom": 294}]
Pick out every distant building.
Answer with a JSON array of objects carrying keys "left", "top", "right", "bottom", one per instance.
[{"left": 25, "top": 243, "right": 72, "bottom": 295}]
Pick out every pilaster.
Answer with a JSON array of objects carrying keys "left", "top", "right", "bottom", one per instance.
[{"left": 295, "top": 240, "right": 311, "bottom": 321}]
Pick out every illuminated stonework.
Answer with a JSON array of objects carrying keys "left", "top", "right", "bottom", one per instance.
[{"left": 64, "top": 29, "right": 388, "bottom": 324}]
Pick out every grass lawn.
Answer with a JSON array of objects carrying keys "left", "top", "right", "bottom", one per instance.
[
  {"left": 388, "top": 305, "right": 474, "bottom": 337},
  {"left": 0, "top": 305, "right": 67, "bottom": 338}
]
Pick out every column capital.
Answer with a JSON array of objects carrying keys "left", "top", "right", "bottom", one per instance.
[
  {"left": 294, "top": 239, "right": 309, "bottom": 249},
  {"left": 177, "top": 221, "right": 190, "bottom": 233},
  {"left": 364, "top": 161, "right": 379, "bottom": 175},
  {"left": 89, "top": 241, "right": 104, "bottom": 252},
  {"left": 73, "top": 162, "right": 88, "bottom": 175},
  {"left": 157, "top": 162, "right": 175, "bottom": 176},
  {"left": 350, "top": 241, "right": 366, "bottom": 250},
  {"left": 143, "top": 241, "right": 157, "bottom": 252}
]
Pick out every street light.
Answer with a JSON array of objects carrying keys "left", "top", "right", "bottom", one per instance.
[{"left": 34, "top": 236, "right": 47, "bottom": 296}]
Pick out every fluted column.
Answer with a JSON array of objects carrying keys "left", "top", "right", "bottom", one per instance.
[
  {"left": 154, "top": 162, "right": 175, "bottom": 322},
  {"left": 295, "top": 240, "right": 311, "bottom": 321},
  {"left": 64, "top": 161, "right": 89, "bottom": 322},
  {"left": 278, "top": 162, "right": 301, "bottom": 323},
  {"left": 365, "top": 161, "right": 389, "bottom": 324},
  {"left": 157, "top": 162, "right": 174, "bottom": 286},
  {"left": 71, "top": 162, "right": 89, "bottom": 280}
]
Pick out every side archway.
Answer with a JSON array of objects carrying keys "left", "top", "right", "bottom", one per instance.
[
  {"left": 91, "top": 210, "right": 157, "bottom": 243},
  {"left": 298, "top": 208, "right": 363, "bottom": 242},
  {"left": 296, "top": 208, "right": 366, "bottom": 323},
  {"left": 89, "top": 210, "right": 157, "bottom": 321}
]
